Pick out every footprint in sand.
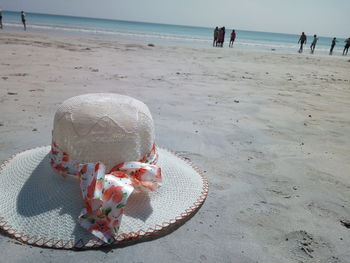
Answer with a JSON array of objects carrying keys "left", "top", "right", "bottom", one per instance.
[
  {"left": 10, "top": 73, "right": 28, "bottom": 77},
  {"left": 29, "top": 89, "right": 44, "bottom": 92},
  {"left": 112, "top": 74, "right": 127, "bottom": 79},
  {"left": 89, "top": 67, "right": 99, "bottom": 72},
  {"left": 284, "top": 230, "right": 334, "bottom": 261}
]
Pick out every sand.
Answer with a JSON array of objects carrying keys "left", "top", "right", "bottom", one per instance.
[{"left": 0, "top": 30, "right": 350, "bottom": 263}]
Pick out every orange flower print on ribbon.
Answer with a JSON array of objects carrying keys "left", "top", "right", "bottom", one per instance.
[
  {"left": 110, "top": 170, "right": 129, "bottom": 178},
  {"left": 96, "top": 179, "right": 103, "bottom": 190},
  {"left": 80, "top": 164, "right": 88, "bottom": 174},
  {"left": 50, "top": 141, "right": 79, "bottom": 176},
  {"left": 86, "top": 177, "right": 96, "bottom": 199},
  {"left": 89, "top": 220, "right": 111, "bottom": 234},
  {"left": 54, "top": 163, "right": 66, "bottom": 173},
  {"left": 49, "top": 141, "right": 161, "bottom": 244},
  {"left": 94, "top": 162, "right": 100, "bottom": 172},
  {"left": 102, "top": 185, "right": 124, "bottom": 203}
]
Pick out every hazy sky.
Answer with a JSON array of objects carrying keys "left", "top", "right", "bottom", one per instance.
[{"left": 1, "top": 0, "right": 349, "bottom": 37}]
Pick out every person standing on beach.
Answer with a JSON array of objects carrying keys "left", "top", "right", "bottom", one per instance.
[
  {"left": 298, "top": 32, "right": 307, "bottom": 53},
  {"left": 217, "top": 27, "right": 223, "bottom": 47},
  {"left": 222, "top": 27, "right": 226, "bottom": 47},
  {"left": 0, "top": 9, "right": 3, "bottom": 29},
  {"left": 21, "top": 11, "right": 26, "bottom": 31},
  {"left": 213, "top": 27, "right": 219, "bottom": 47},
  {"left": 329, "top": 37, "right": 337, "bottom": 55},
  {"left": 310, "top": 34, "right": 318, "bottom": 53},
  {"left": 343, "top": 38, "right": 350, "bottom": 55},
  {"left": 229, "top": 30, "right": 236, "bottom": 47}
]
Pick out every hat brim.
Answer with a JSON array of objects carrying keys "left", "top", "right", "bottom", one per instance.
[{"left": 0, "top": 146, "right": 208, "bottom": 249}]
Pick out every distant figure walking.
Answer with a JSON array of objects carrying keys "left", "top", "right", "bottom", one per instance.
[
  {"left": 310, "top": 34, "right": 318, "bottom": 53},
  {"left": 343, "top": 38, "right": 350, "bottom": 55},
  {"left": 298, "top": 32, "right": 307, "bottom": 53},
  {"left": 21, "top": 11, "right": 26, "bottom": 31},
  {"left": 0, "top": 9, "right": 3, "bottom": 29},
  {"left": 229, "top": 30, "right": 236, "bottom": 47},
  {"left": 329, "top": 37, "right": 337, "bottom": 55},
  {"left": 213, "top": 27, "right": 219, "bottom": 47}
]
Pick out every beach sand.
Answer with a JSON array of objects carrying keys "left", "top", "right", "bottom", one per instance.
[{"left": 0, "top": 31, "right": 349, "bottom": 262}]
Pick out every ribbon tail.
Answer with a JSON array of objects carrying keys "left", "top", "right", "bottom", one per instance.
[
  {"left": 78, "top": 212, "right": 115, "bottom": 244},
  {"left": 78, "top": 162, "right": 134, "bottom": 243}
]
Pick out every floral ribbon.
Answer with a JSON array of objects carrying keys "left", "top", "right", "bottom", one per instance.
[{"left": 49, "top": 142, "right": 161, "bottom": 243}]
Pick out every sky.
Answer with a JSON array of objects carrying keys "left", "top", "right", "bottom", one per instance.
[{"left": 0, "top": 0, "right": 349, "bottom": 37}]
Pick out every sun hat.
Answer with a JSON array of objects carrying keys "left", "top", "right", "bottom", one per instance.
[{"left": 0, "top": 93, "right": 208, "bottom": 249}]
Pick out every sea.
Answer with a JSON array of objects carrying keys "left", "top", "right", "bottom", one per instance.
[{"left": 1, "top": 10, "right": 346, "bottom": 56}]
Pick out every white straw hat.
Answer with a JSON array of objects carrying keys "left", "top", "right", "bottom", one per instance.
[{"left": 0, "top": 93, "right": 208, "bottom": 249}]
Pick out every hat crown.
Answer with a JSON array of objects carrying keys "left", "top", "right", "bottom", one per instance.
[{"left": 52, "top": 93, "right": 155, "bottom": 170}]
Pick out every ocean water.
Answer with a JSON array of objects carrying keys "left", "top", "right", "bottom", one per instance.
[{"left": 1, "top": 11, "right": 346, "bottom": 56}]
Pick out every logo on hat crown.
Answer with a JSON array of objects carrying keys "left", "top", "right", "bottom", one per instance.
[{"left": 52, "top": 93, "right": 155, "bottom": 171}]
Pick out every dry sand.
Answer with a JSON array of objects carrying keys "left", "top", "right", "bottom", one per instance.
[{"left": 0, "top": 31, "right": 349, "bottom": 263}]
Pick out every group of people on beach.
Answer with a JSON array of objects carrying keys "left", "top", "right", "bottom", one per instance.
[
  {"left": 211, "top": 25, "right": 350, "bottom": 56},
  {"left": 0, "top": 10, "right": 26, "bottom": 30},
  {"left": 213, "top": 26, "right": 236, "bottom": 47},
  {"left": 298, "top": 32, "right": 350, "bottom": 55}
]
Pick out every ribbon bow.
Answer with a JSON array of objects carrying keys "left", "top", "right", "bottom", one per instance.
[{"left": 50, "top": 142, "right": 161, "bottom": 243}]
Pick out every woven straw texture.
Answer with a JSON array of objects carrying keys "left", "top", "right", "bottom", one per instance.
[{"left": 0, "top": 146, "right": 208, "bottom": 249}]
